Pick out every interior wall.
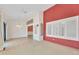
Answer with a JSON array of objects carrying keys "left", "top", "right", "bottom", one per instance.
[
  {"left": 0, "top": 17, "right": 3, "bottom": 50},
  {"left": 7, "top": 19, "right": 27, "bottom": 39},
  {"left": 27, "top": 19, "right": 33, "bottom": 25},
  {"left": 33, "top": 12, "right": 42, "bottom": 41},
  {"left": 0, "top": 12, "right": 4, "bottom": 50},
  {"left": 44, "top": 4, "right": 79, "bottom": 49}
]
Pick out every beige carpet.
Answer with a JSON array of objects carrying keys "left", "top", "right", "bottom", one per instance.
[{"left": 0, "top": 37, "right": 79, "bottom": 55}]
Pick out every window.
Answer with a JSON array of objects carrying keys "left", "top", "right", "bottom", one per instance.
[
  {"left": 64, "top": 19, "right": 77, "bottom": 39},
  {"left": 46, "top": 16, "right": 79, "bottom": 41}
]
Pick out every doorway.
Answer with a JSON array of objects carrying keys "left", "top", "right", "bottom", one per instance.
[
  {"left": 3, "top": 22, "right": 7, "bottom": 42},
  {"left": 27, "top": 25, "right": 33, "bottom": 39},
  {"left": 3, "top": 22, "right": 7, "bottom": 50},
  {"left": 27, "top": 19, "right": 33, "bottom": 39}
]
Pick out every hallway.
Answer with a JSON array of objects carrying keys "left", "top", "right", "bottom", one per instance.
[
  {"left": 0, "top": 37, "right": 79, "bottom": 55},
  {"left": 0, "top": 4, "right": 79, "bottom": 55}
]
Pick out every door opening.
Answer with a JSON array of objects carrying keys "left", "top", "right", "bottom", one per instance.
[
  {"left": 27, "top": 25, "right": 33, "bottom": 39},
  {"left": 3, "top": 22, "right": 7, "bottom": 50}
]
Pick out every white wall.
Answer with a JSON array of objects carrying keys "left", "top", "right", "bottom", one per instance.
[
  {"left": 0, "top": 4, "right": 53, "bottom": 40},
  {"left": 0, "top": 17, "right": 3, "bottom": 50},
  {"left": 26, "top": 11, "right": 43, "bottom": 41},
  {"left": 0, "top": 11, "right": 4, "bottom": 50},
  {"left": 33, "top": 12, "right": 42, "bottom": 41},
  {"left": 7, "top": 19, "right": 27, "bottom": 39}
]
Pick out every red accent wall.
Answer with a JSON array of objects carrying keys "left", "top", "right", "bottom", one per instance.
[
  {"left": 43, "top": 4, "right": 79, "bottom": 49},
  {"left": 28, "top": 25, "right": 33, "bottom": 32}
]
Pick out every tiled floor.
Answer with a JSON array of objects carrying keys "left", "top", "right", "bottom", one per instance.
[{"left": 0, "top": 37, "right": 79, "bottom": 55}]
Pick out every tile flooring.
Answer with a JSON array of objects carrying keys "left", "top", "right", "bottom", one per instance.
[{"left": 0, "top": 37, "right": 79, "bottom": 55}]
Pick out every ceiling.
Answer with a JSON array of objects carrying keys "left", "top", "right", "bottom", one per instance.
[{"left": 0, "top": 4, "right": 53, "bottom": 20}]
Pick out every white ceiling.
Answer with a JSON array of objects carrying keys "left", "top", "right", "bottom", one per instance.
[{"left": 0, "top": 4, "right": 53, "bottom": 20}]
